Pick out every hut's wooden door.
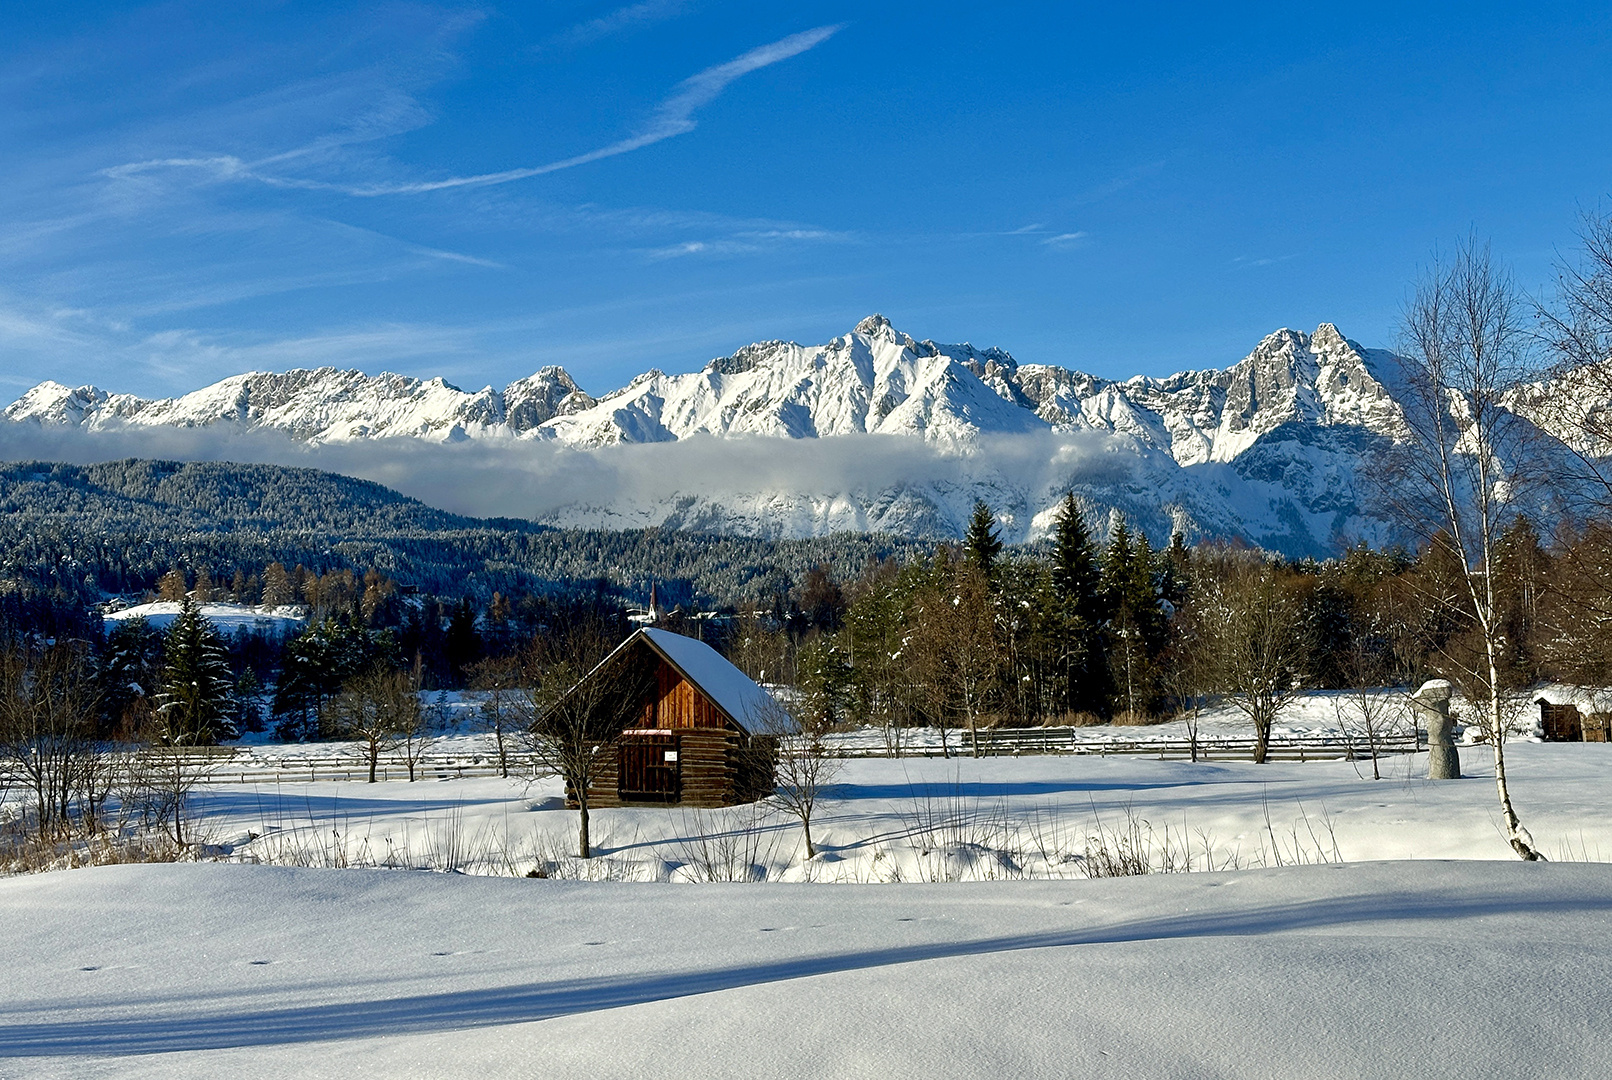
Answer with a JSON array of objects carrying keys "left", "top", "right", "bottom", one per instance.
[{"left": 618, "top": 733, "right": 681, "bottom": 801}]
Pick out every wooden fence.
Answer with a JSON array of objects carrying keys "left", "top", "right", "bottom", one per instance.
[
  {"left": 124, "top": 748, "right": 533, "bottom": 785},
  {"left": 12, "top": 728, "right": 1419, "bottom": 787},
  {"left": 817, "top": 727, "right": 1423, "bottom": 762}
]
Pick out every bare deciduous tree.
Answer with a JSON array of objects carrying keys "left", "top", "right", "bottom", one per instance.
[
  {"left": 1195, "top": 550, "right": 1310, "bottom": 764},
  {"left": 466, "top": 655, "right": 521, "bottom": 778},
  {"left": 1535, "top": 206, "right": 1612, "bottom": 511},
  {"left": 0, "top": 643, "right": 104, "bottom": 839},
  {"left": 763, "top": 698, "right": 839, "bottom": 860},
  {"left": 516, "top": 621, "right": 649, "bottom": 859},
  {"left": 911, "top": 561, "right": 1004, "bottom": 758},
  {"left": 327, "top": 665, "right": 419, "bottom": 783},
  {"left": 1532, "top": 209, "right": 1612, "bottom": 696},
  {"left": 1161, "top": 602, "right": 1211, "bottom": 762},
  {"left": 1332, "top": 643, "right": 1405, "bottom": 781},
  {"left": 1389, "top": 237, "right": 1545, "bottom": 859},
  {"left": 128, "top": 733, "right": 207, "bottom": 849},
  {"left": 399, "top": 682, "right": 437, "bottom": 783}
]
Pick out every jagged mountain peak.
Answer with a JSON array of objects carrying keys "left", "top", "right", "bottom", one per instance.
[
  {"left": 1, "top": 317, "right": 1495, "bottom": 556},
  {"left": 2, "top": 317, "right": 1404, "bottom": 455},
  {"left": 3, "top": 380, "right": 114, "bottom": 425}
]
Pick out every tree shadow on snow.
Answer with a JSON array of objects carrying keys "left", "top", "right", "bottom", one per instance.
[{"left": 6, "top": 881, "right": 1610, "bottom": 1057}]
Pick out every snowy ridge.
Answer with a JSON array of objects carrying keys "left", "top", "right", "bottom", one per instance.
[
  {"left": 1, "top": 316, "right": 1577, "bottom": 554},
  {"left": 5, "top": 366, "right": 597, "bottom": 443},
  {"left": 3, "top": 315, "right": 1407, "bottom": 455}
]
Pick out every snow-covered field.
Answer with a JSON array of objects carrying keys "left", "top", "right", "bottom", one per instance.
[
  {"left": 233, "top": 682, "right": 1596, "bottom": 761},
  {"left": 103, "top": 600, "right": 306, "bottom": 635},
  {"left": 7, "top": 746, "right": 1612, "bottom": 1076},
  {"left": 6, "top": 859, "right": 1612, "bottom": 1078},
  {"left": 185, "top": 742, "right": 1612, "bottom": 877}
]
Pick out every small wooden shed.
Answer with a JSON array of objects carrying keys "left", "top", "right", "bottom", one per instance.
[
  {"left": 564, "top": 627, "right": 789, "bottom": 809},
  {"left": 1539, "top": 698, "right": 1612, "bottom": 743}
]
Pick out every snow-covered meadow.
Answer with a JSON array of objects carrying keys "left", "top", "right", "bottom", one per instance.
[
  {"left": 6, "top": 857, "right": 1612, "bottom": 1078},
  {"left": 159, "top": 740, "right": 1612, "bottom": 879},
  {"left": 7, "top": 714, "right": 1612, "bottom": 1076},
  {"left": 103, "top": 600, "right": 306, "bottom": 636}
]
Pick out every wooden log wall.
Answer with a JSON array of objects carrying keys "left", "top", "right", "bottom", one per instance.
[
  {"left": 579, "top": 743, "right": 621, "bottom": 808},
  {"left": 678, "top": 731, "right": 741, "bottom": 807},
  {"left": 574, "top": 731, "right": 774, "bottom": 809}
]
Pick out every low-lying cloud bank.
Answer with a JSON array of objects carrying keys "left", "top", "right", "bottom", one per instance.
[{"left": 0, "top": 422, "right": 1177, "bottom": 541}]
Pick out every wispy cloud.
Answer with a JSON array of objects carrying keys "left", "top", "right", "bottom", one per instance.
[
  {"left": 1069, "top": 159, "right": 1168, "bottom": 206},
  {"left": 0, "top": 296, "right": 105, "bottom": 353},
  {"left": 642, "top": 226, "right": 851, "bottom": 260},
  {"left": 1233, "top": 254, "right": 1299, "bottom": 268},
  {"left": 1041, "top": 231, "right": 1089, "bottom": 248},
  {"left": 125, "top": 323, "right": 480, "bottom": 385},
  {"left": 345, "top": 25, "right": 842, "bottom": 195},
  {"left": 1005, "top": 223, "right": 1044, "bottom": 235},
  {"left": 541, "top": 0, "right": 694, "bottom": 51},
  {"left": 123, "top": 25, "right": 843, "bottom": 199}
]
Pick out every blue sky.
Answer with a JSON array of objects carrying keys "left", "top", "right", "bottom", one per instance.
[{"left": 3, "top": 2, "right": 1611, "bottom": 399}]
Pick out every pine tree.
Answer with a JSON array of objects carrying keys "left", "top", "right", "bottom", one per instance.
[
  {"left": 1049, "top": 494, "right": 1107, "bottom": 714},
  {"left": 964, "top": 500, "right": 1003, "bottom": 582},
  {"left": 154, "top": 597, "right": 236, "bottom": 745},
  {"left": 1050, "top": 494, "right": 1101, "bottom": 622},
  {"left": 1101, "top": 517, "right": 1166, "bottom": 719}
]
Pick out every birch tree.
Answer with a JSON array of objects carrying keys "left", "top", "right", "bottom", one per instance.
[{"left": 1392, "top": 238, "right": 1545, "bottom": 860}]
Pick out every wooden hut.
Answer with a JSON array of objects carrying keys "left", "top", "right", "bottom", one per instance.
[
  {"left": 558, "top": 627, "right": 789, "bottom": 809},
  {"left": 1540, "top": 699, "right": 1584, "bottom": 742},
  {"left": 1539, "top": 698, "right": 1612, "bottom": 743}
]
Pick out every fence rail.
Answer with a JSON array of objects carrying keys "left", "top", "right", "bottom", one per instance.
[
  {"left": 1, "top": 729, "right": 1420, "bottom": 787},
  {"left": 109, "top": 749, "right": 534, "bottom": 785},
  {"left": 819, "top": 728, "right": 1423, "bottom": 762}
]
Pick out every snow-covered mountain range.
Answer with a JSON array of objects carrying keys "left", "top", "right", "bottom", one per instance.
[{"left": 0, "top": 315, "right": 1532, "bottom": 555}]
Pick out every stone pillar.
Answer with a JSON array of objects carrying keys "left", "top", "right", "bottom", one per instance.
[{"left": 1413, "top": 679, "right": 1460, "bottom": 780}]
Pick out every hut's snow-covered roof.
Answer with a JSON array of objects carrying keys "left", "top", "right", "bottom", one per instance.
[{"left": 638, "top": 628, "right": 791, "bottom": 735}]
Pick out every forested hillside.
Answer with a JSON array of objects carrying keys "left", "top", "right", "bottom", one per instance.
[{"left": 0, "top": 459, "right": 924, "bottom": 608}]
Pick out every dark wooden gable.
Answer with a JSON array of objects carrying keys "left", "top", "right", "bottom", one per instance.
[{"left": 618, "top": 637, "right": 739, "bottom": 732}]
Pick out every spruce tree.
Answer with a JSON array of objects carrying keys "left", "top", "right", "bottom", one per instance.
[
  {"left": 154, "top": 597, "right": 236, "bottom": 745},
  {"left": 1049, "top": 494, "right": 1108, "bottom": 715},
  {"left": 443, "top": 598, "right": 483, "bottom": 687},
  {"left": 102, "top": 616, "right": 165, "bottom": 732},
  {"left": 1050, "top": 494, "right": 1101, "bottom": 621},
  {"left": 1100, "top": 517, "right": 1166, "bottom": 719},
  {"left": 273, "top": 617, "right": 392, "bottom": 737},
  {"left": 964, "top": 500, "right": 1003, "bottom": 582}
]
